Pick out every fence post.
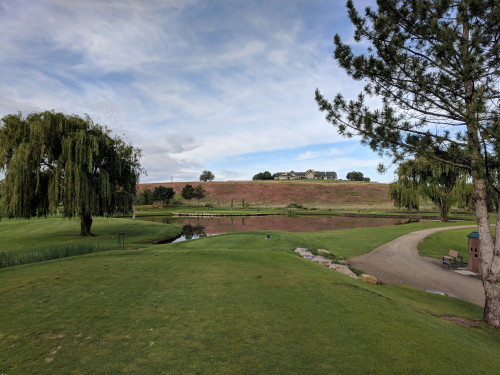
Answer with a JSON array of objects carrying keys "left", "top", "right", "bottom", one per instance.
[{"left": 118, "top": 232, "right": 125, "bottom": 250}]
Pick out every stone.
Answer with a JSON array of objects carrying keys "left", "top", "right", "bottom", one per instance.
[
  {"left": 318, "top": 249, "right": 331, "bottom": 255},
  {"left": 311, "top": 256, "right": 332, "bottom": 267},
  {"left": 293, "top": 248, "right": 314, "bottom": 257},
  {"left": 294, "top": 248, "right": 309, "bottom": 252},
  {"left": 329, "top": 264, "right": 359, "bottom": 279},
  {"left": 359, "top": 274, "right": 378, "bottom": 285}
]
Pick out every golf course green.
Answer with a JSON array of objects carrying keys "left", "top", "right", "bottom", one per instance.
[{"left": 1, "top": 216, "right": 498, "bottom": 374}]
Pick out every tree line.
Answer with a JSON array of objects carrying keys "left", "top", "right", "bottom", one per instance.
[{"left": 136, "top": 184, "right": 206, "bottom": 207}]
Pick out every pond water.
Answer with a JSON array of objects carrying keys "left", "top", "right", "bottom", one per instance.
[{"left": 137, "top": 215, "right": 407, "bottom": 238}]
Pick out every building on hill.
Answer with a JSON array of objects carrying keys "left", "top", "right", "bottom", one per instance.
[{"left": 273, "top": 169, "right": 337, "bottom": 180}]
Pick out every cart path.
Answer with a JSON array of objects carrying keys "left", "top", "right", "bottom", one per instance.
[{"left": 349, "top": 226, "right": 485, "bottom": 306}]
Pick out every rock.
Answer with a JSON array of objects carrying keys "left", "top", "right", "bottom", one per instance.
[
  {"left": 294, "top": 247, "right": 314, "bottom": 258},
  {"left": 318, "top": 249, "right": 331, "bottom": 255},
  {"left": 294, "top": 248, "right": 314, "bottom": 257},
  {"left": 311, "top": 256, "right": 332, "bottom": 267},
  {"left": 294, "top": 248, "right": 309, "bottom": 252},
  {"left": 359, "top": 274, "right": 378, "bottom": 285},
  {"left": 329, "top": 264, "right": 359, "bottom": 279}
]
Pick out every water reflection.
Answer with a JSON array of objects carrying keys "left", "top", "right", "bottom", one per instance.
[
  {"left": 182, "top": 224, "right": 206, "bottom": 240},
  {"left": 138, "top": 215, "right": 404, "bottom": 234}
]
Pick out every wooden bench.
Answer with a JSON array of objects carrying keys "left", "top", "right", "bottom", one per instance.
[{"left": 442, "top": 249, "right": 463, "bottom": 266}]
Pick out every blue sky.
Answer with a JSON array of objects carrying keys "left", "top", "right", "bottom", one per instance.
[{"left": 0, "top": 0, "right": 396, "bottom": 183}]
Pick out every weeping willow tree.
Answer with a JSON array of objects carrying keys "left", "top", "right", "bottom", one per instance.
[
  {"left": 388, "top": 177, "right": 420, "bottom": 214},
  {"left": 390, "top": 158, "right": 470, "bottom": 221},
  {"left": 0, "top": 111, "right": 142, "bottom": 236}
]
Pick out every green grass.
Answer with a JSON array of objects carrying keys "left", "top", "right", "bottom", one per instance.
[
  {"left": 0, "top": 242, "right": 105, "bottom": 268},
  {"left": 167, "top": 220, "right": 476, "bottom": 260},
  {"left": 1, "top": 243, "right": 498, "bottom": 374},
  {"left": 1, "top": 218, "right": 498, "bottom": 374},
  {"left": 0, "top": 216, "right": 182, "bottom": 256},
  {"left": 418, "top": 226, "right": 495, "bottom": 263}
]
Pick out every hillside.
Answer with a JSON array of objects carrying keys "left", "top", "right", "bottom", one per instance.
[{"left": 138, "top": 180, "right": 391, "bottom": 208}]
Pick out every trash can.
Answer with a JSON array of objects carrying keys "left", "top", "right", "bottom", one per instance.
[
  {"left": 467, "top": 231, "right": 481, "bottom": 274},
  {"left": 266, "top": 233, "right": 271, "bottom": 239}
]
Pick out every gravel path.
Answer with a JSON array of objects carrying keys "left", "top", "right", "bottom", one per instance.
[{"left": 349, "top": 226, "right": 485, "bottom": 306}]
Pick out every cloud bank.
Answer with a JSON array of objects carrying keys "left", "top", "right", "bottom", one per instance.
[{"left": 0, "top": 0, "right": 395, "bottom": 183}]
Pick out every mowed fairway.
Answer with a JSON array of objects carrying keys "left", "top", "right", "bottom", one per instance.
[{"left": 1, "top": 221, "right": 499, "bottom": 374}]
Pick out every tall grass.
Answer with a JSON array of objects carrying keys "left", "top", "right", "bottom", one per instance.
[{"left": 0, "top": 242, "right": 104, "bottom": 268}]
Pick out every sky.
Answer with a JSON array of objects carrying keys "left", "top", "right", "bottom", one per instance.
[{"left": 0, "top": 0, "right": 397, "bottom": 183}]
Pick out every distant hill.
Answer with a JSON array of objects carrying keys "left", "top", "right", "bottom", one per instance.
[{"left": 138, "top": 180, "right": 391, "bottom": 209}]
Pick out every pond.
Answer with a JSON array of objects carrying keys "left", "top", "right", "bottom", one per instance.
[{"left": 137, "top": 215, "right": 408, "bottom": 240}]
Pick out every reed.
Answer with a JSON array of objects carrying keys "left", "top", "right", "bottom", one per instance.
[{"left": 0, "top": 242, "right": 104, "bottom": 268}]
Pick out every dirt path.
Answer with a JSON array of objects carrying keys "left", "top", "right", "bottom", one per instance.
[{"left": 349, "top": 226, "right": 485, "bottom": 306}]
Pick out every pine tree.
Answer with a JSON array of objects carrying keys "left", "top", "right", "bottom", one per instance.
[{"left": 316, "top": 1, "right": 500, "bottom": 326}]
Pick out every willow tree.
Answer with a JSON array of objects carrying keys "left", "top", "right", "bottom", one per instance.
[
  {"left": 388, "top": 175, "right": 420, "bottom": 214},
  {"left": 0, "top": 111, "right": 142, "bottom": 236},
  {"left": 315, "top": 1, "right": 500, "bottom": 326},
  {"left": 390, "top": 158, "right": 469, "bottom": 221}
]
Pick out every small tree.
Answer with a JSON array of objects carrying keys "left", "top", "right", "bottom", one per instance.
[
  {"left": 253, "top": 171, "right": 273, "bottom": 180},
  {"left": 200, "top": 170, "right": 214, "bottom": 181},
  {"left": 193, "top": 184, "right": 206, "bottom": 206},
  {"left": 152, "top": 186, "right": 175, "bottom": 207},
  {"left": 346, "top": 171, "right": 365, "bottom": 181},
  {"left": 181, "top": 184, "right": 195, "bottom": 203},
  {"left": 137, "top": 189, "right": 153, "bottom": 205},
  {"left": 0, "top": 111, "right": 142, "bottom": 236}
]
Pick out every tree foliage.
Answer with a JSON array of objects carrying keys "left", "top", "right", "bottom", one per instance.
[
  {"left": 181, "top": 184, "right": 195, "bottom": 202},
  {"left": 152, "top": 186, "right": 175, "bottom": 207},
  {"left": 388, "top": 180, "right": 420, "bottom": 213},
  {"left": 315, "top": 1, "right": 500, "bottom": 326},
  {"left": 346, "top": 171, "right": 370, "bottom": 181},
  {"left": 137, "top": 189, "right": 153, "bottom": 205},
  {"left": 193, "top": 184, "right": 206, "bottom": 205},
  {"left": 0, "top": 111, "right": 142, "bottom": 236},
  {"left": 389, "top": 158, "right": 469, "bottom": 220},
  {"left": 200, "top": 170, "right": 214, "bottom": 181},
  {"left": 253, "top": 171, "right": 273, "bottom": 180}
]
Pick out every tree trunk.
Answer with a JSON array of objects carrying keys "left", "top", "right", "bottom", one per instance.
[
  {"left": 80, "top": 214, "right": 94, "bottom": 237},
  {"left": 473, "top": 177, "right": 500, "bottom": 327},
  {"left": 439, "top": 197, "right": 448, "bottom": 222}
]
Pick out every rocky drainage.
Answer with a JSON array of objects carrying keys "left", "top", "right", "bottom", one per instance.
[{"left": 293, "top": 247, "right": 379, "bottom": 284}]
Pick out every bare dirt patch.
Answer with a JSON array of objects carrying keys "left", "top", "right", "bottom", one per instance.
[{"left": 441, "top": 316, "right": 482, "bottom": 327}]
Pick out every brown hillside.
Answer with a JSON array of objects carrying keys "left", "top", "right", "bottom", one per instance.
[{"left": 138, "top": 180, "right": 391, "bottom": 209}]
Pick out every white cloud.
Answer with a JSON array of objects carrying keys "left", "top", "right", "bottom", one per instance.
[
  {"left": 0, "top": 0, "right": 381, "bottom": 182},
  {"left": 296, "top": 151, "right": 319, "bottom": 160}
]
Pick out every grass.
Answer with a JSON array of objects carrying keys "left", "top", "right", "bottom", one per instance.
[
  {"left": 0, "top": 216, "right": 182, "bottom": 256},
  {"left": 166, "top": 220, "right": 476, "bottom": 260},
  {"left": 1, "top": 218, "right": 498, "bottom": 374},
  {"left": 418, "top": 226, "right": 496, "bottom": 263},
  {"left": 132, "top": 203, "right": 480, "bottom": 224},
  {"left": 0, "top": 242, "right": 104, "bottom": 268}
]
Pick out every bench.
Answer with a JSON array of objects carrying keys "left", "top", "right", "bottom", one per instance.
[{"left": 442, "top": 249, "right": 463, "bottom": 266}]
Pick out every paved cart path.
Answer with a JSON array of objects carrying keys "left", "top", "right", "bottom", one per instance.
[{"left": 349, "top": 226, "right": 485, "bottom": 306}]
